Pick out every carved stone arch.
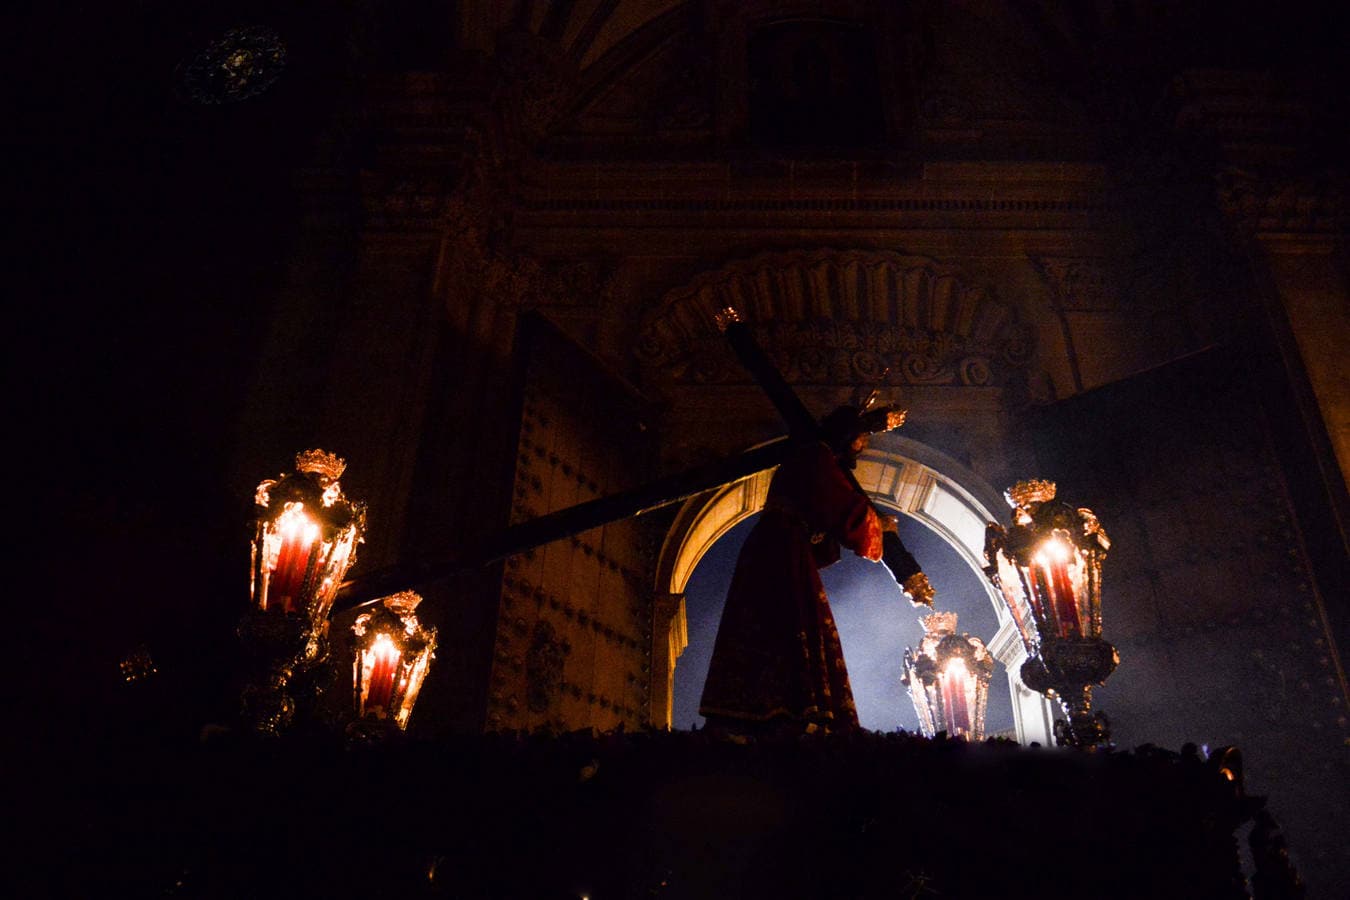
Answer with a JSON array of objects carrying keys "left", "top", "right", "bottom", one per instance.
[
  {"left": 635, "top": 249, "right": 1034, "bottom": 390},
  {"left": 651, "top": 437, "right": 1055, "bottom": 744},
  {"left": 557, "top": 4, "right": 714, "bottom": 140}
]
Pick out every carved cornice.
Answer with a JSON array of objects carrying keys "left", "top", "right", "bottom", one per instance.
[
  {"left": 521, "top": 193, "right": 1108, "bottom": 215},
  {"left": 637, "top": 250, "right": 1032, "bottom": 388},
  {"left": 1216, "top": 167, "right": 1347, "bottom": 238},
  {"left": 1169, "top": 70, "right": 1346, "bottom": 240}
]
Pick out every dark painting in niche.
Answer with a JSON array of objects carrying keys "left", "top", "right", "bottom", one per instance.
[{"left": 747, "top": 20, "right": 886, "bottom": 153}]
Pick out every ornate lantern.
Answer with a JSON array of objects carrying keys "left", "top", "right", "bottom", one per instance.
[
  {"left": 239, "top": 449, "right": 366, "bottom": 734},
  {"left": 351, "top": 592, "right": 437, "bottom": 732},
  {"left": 902, "top": 612, "right": 994, "bottom": 741},
  {"left": 984, "top": 479, "right": 1117, "bottom": 748},
  {"left": 251, "top": 449, "right": 366, "bottom": 627}
]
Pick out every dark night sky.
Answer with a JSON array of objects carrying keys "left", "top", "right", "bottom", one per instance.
[{"left": 674, "top": 513, "right": 1015, "bottom": 736}]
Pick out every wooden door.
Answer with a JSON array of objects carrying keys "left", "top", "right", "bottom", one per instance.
[{"left": 489, "top": 313, "right": 660, "bottom": 732}]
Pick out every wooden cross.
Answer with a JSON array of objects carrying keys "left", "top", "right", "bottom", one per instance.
[{"left": 335, "top": 310, "right": 933, "bottom": 610}]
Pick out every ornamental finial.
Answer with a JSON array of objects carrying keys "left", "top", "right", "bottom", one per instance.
[
  {"left": 1005, "top": 479, "right": 1056, "bottom": 509},
  {"left": 381, "top": 590, "right": 423, "bottom": 618},
  {"left": 921, "top": 610, "right": 958, "bottom": 635},
  {"left": 295, "top": 448, "right": 347, "bottom": 482}
]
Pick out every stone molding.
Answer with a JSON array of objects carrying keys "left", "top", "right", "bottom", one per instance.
[
  {"left": 521, "top": 192, "right": 1109, "bottom": 215},
  {"left": 637, "top": 249, "right": 1032, "bottom": 388}
]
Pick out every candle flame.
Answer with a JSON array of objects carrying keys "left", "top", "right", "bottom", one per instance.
[
  {"left": 1035, "top": 535, "right": 1072, "bottom": 566},
  {"left": 277, "top": 502, "right": 320, "bottom": 544},
  {"left": 370, "top": 632, "right": 401, "bottom": 665}
]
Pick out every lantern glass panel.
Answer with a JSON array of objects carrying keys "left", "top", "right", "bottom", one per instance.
[
  {"left": 994, "top": 547, "right": 1038, "bottom": 653},
  {"left": 902, "top": 650, "right": 937, "bottom": 737}
]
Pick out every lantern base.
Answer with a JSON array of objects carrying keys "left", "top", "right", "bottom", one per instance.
[
  {"left": 1020, "top": 638, "right": 1118, "bottom": 694},
  {"left": 1020, "top": 639, "right": 1118, "bottom": 750},
  {"left": 236, "top": 610, "right": 330, "bottom": 735},
  {"left": 1055, "top": 708, "right": 1112, "bottom": 750},
  {"left": 240, "top": 678, "right": 296, "bottom": 736},
  {"left": 236, "top": 610, "right": 319, "bottom": 665},
  {"left": 345, "top": 715, "right": 404, "bottom": 746}
]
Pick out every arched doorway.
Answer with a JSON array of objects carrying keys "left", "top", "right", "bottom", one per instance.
[{"left": 652, "top": 437, "right": 1055, "bottom": 744}]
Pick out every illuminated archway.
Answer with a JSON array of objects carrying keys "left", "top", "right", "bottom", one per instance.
[{"left": 653, "top": 436, "right": 1055, "bottom": 744}]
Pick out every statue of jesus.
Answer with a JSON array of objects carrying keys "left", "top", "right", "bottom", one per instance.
[{"left": 700, "top": 404, "right": 928, "bottom": 736}]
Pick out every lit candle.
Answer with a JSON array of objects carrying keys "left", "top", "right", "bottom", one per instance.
[
  {"left": 1048, "top": 558, "right": 1080, "bottom": 638},
  {"left": 364, "top": 634, "right": 402, "bottom": 715},
  {"left": 1026, "top": 564, "right": 1053, "bottom": 634},
  {"left": 269, "top": 504, "right": 319, "bottom": 613},
  {"left": 941, "top": 659, "right": 972, "bottom": 736},
  {"left": 1034, "top": 538, "right": 1081, "bottom": 639}
]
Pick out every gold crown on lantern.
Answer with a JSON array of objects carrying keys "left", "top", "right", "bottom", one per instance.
[
  {"left": 381, "top": 590, "right": 423, "bottom": 618},
  {"left": 1005, "top": 479, "right": 1057, "bottom": 509},
  {"left": 921, "top": 611, "right": 959, "bottom": 635},
  {"left": 295, "top": 449, "right": 347, "bottom": 482}
]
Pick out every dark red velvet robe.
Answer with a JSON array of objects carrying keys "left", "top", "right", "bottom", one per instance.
[{"left": 699, "top": 441, "right": 883, "bottom": 731}]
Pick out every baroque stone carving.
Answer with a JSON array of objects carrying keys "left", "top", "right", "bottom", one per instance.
[
  {"left": 636, "top": 250, "right": 1032, "bottom": 387},
  {"left": 1032, "top": 258, "right": 1117, "bottom": 311},
  {"left": 1216, "top": 167, "right": 1346, "bottom": 237},
  {"left": 497, "top": 31, "right": 578, "bottom": 140}
]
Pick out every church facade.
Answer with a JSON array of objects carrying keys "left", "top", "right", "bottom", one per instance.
[
  {"left": 40, "top": 2, "right": 1345, "bottom": 893},
  {"left": 234, "top": 3, "right": 1346, "bottom": 881}
]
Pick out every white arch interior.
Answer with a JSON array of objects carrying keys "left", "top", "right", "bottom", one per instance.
[{"left": 658, "top": 442, "right": 1055, "bottom": 744}]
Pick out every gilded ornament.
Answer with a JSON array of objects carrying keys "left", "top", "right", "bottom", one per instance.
[
  {"left": 1005, "top": 479, "right": 1057, "bottom": 509},
  {"left": 180, "top": 26, "right": 286, "bottom": 104},
  {"left": 922, "top": 611, "right": 958, "bottom": 635},
  {"left": 903, "top": 572, "right": 936, "bottom": 608},
  {"left": 295, "top": 448, "right": 347, "bottom": 482}
]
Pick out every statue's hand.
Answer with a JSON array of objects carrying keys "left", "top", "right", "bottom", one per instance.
[{"left": 902, "top": 572, "right": 936, "bottom": 608}]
